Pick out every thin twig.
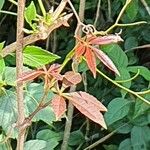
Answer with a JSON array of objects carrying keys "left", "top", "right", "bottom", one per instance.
[
  {"left": 61, "top": 1, "right": 86, "bottom": 150},
  {"left": 94, "top": 0, "right": 101, "bottom": 27},
  {"left": 140, "top": 0, "right": 150, "bottom": 15},
  {"left": 16, "top": 0, "right": 26, "bottom": 150},
  {"left": 83, "top": 131, "right": 116, "bottom": 150}
]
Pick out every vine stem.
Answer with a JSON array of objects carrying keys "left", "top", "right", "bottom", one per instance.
[
  {"left": 96, "top": 69, "right": 150, "bottom": 105},
  {"left": 16, "top": 0, "right": 26, "bottom": 150},
  {"left": 94, "top": 0, "right": 147, "bottom": 35},
  {"left": 60, "top": 1, "right": 86, "bottom": 150}
]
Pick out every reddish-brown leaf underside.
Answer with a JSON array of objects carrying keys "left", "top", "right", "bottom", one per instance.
[
  {"left": 63, "top": 71, "right": 82, "bottom": 87},
  {"left": 89, "top": 34, "right": 123, "bottom": 45},
  {"left": 84, "top": 47, "right": 97, "bottom": 78},
  {"left": 51, "top": 95, "right": 66, "bottom": 120},
  {"left": 65, "top": 92, "right": 107, "bottom": 129},
  {"left": 78, "top": 91, "right": 107, "bottom": 111},
  {"left": 48, "top": 64, "right": 63, "bottom": 81},
  {"left": 17, "top": 70, "right": 44, "bottom": 83},
  {"left": 92, "top": 47, "right": 120, "bottom": 76},
  {"left": 75, "top": 43, "right": 85, "bottom": 58}
]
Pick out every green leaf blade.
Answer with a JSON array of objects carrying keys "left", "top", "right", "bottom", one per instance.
[
  {"left": 23, "top": 46, "right": 60, "bottom": 68},
  {"left": 104, "top": 98, "right": 131, "bottom": 126}
]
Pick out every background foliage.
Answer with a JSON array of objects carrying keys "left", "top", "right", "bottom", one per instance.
[{"left": 0, "top": 0, "right": 150, "bottom": 149}]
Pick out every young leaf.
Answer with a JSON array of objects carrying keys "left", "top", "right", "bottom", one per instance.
[
  {"left": 17, "top": 70, "right": 44, "bottom": 83},
  {"left": 85, "top": 48, "right": 97, "bottom": 78},
  {"left": 65, "top": 92, "right": 107, "bottom": 129},
  {"left": 51, "top": 95, "right": 66, "bottom": 120},
  {"left": 23, "top": 46, "right": 60, "bottom": 68},
  {"left": 93, "top": 47, "right": 120, "bottom": 75},
  {"left": 25, "top": 1, "right": 37, "bottom": 25},
  {"left": 90, "top": 35, "right": 123, "bottom": 45},
  {"left": 63, "top": 71, "right": 82, "bottom": 87},
  {"left": 75, "top": 43, "right": 85, "bottom": 58}
]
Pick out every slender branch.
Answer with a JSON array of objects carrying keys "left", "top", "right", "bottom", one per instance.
[
  {"left": 38, "top": 0, "right": 46, "bottom": 17},
  {"left": 61, "top": 1, "right": 86, "bottom": 150},
  {"left": 83, "top": 131, "right": 116, "bottom": 150},
  {"left": 107, "top": 0, "right": 112, "bottom": 21},
  {"left": 116, "top": 69, "right": 140, "bottom": 83},
  {"left": 94, "top": 0, "right": 101, "bottom": 27},
  {"left": 140, "top": 0, "right": 150, "bottom": 15},
  {"left": 0, "top": 10, "right": 17, "bottom": 16},
  {"left": 16, "top": 0, "right": 26, "bottom": 150},
  {"left": 96, "top": 69, "right": 150, "bottom": 105}
]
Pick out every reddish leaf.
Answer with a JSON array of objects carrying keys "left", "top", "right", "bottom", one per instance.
[
  {"left": 89, "top": 34, "right": 123, "bottom": 45},
  {"left": 75, "top": 43, "right": 85, "bottom": 58},
  {"left": 84, "top": 47, "right": 97, "bottom": 78},
  {"left": 63, "top": 71, "right": 82, "bottom": 87},
  {"left": 51, "top": 95, "right": 66, "bottom": 120},
  {"left": 17, "top": 70, "right": 44, "bottom": 83},
  {"left": 65, "top": 92, "right": 107, "bottom": 129},
  {"left": 78, "top": 91, "right": 107, "bottom": 111},
  {"left": 48, "top": 64, "right": 63, "bottom": 80},
  {"left": 92, "top": 47, "right": 120, "bottom": 75}
]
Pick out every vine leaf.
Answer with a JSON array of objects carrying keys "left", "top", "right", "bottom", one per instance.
[
  {"left": 75, "top": 34, "right": 123, "bottom": 77},
  {"left": 84, "top": 47, "right": 97, "bottom": 78},
  {"left": 17, "top": 70, "right": 44, "bottom": 83},
  {"left": 65, "top": 91, "right": 107, "bottom": 129},
  {"left": 51, "top": 95, "right": 66, "bottom": 120},
  {"left": 63, "top": 71, "right": 82, "bottom": 87}
]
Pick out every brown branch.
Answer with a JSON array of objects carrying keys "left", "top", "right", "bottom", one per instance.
[
  {"left": 83, "top": 131, "right": 116, "bottom": 150},
  {"left": 16, "top": 0, "right": 26, "bottom": 150},
  {"left": 61, "top": 1, "right": 86, "bottom": 150},
  {"left": 2, "top": 13, "right": 73, "bottom": 57}
]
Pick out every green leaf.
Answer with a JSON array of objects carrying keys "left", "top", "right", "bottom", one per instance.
[
  {"left": 68, "top": 130, "right": 85, "bottom": 146},
  {"left": 0, "top": 57, "right": 5, "bottom": 76},
  {"left": 4, "top": 66, "right": 30, "bottom": 86},
  {"left": 25, "top": 83, "right": 55, "bottom": 124},
  {"left": 131, "top": 114, "right": 149, "bottom": 126},
  {"left": 23, "top": 46, "right": 60, "bottom": 68},
  {"left": 0, "top": 0, "right": 4, "bottom": 11},
  {"left": 111, "top": 120, "right": 133, "bottom": 134},
  {"left": 0, "top": 90, "right": 17, "bottom": 138},
  {"left": 36, "top": 129, "right": 63, "bottom": 141},
  {"left": 127, "top": 66, "right": 150, "bottom": 81},
  {"left": 103, "top": 144, "right": 118, "bottom": 150},
  {"left": 24, "top": 140, "right": 47, "bottom": 150},
  {"left": 0, "top": 41, "right": 5, "bottom": 52},
  {"left": 115, "top": 68, "right": 131, "bottom": 97},
  {"left": 119, "top": 138, "right": 132, "bottom": 150},
  {"left": 104, "top": 98, "right": 131, "bottom": 126},
  {"left": 133, "top": 94, "right": 150, "bottom": 118},
  {"left": 101, "top": 44, "right": 128, "bottom": 68},
  {"left": 124, "top": 37, "right": 138, "bottom": 50},
  {"left": 125, "top": 0, "right": 138, "bottom": 21},
  {"left": 25, "top": 1, "right": 36, "bottom": 25},
  {"left": 131, "top": 126, "right": 150, "bottom": 150},
  {"left": 42, "top": 139, "right": 59, "bottom": 150}
]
